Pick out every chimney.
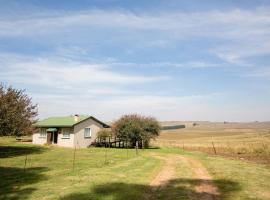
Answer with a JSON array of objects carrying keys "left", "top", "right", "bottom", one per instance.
[{"left": 74, "top": 114, "right": 79, "bottom": 122}]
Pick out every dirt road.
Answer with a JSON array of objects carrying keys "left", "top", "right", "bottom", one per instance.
[{"left": 148, "top": 154, "right": 219, "bottom": 200}]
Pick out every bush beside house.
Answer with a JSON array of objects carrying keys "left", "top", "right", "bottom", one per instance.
[{"left": 111, "top": 114, "right": 161, "bottom": 148}]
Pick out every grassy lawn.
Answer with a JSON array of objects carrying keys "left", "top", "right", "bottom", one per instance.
[
  {"left": 1, "top": 137, "right": 270, "bottom": 200},
  {"left": 0, "top": 137, "right": 162, "bottom": 200}
]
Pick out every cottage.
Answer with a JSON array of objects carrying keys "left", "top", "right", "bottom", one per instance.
[{"left": 33, "top": 115, "right": 110, "bottom": 148}]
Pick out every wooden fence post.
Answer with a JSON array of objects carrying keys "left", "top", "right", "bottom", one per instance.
[
  {"left": 105, "top": 146, "right": 108, "bottom": 164},
  {"left": 23, "top": 154, "right": 28, "bottom": 173},
  {"left": 72, "top": 146, "right": 76, "bottom": 172},
  {"left": 135, "top": 140, "right": 138, "bottom": 156},
  {"left": 211, "top": 137, "right": 217, "bottom": 155},
  {"left": 126, "top": 140, "right": 129, "bottom": 159}
]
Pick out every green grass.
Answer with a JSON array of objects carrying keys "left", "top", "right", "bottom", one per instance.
[
  {"left": 147, "top": 148, "right": 270, "bottom": 200},
  {"left": 200, "top": 156, "right": 270, "bottom": 200},
  {"left": 1, "top": 137, "right": 270, "bottom": 200},
  {"left": 0, "top": 137, "right": 162, "bottom": 200}
]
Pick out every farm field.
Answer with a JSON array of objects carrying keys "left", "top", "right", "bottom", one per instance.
[
  {"left": 0, "top": 137, "right": 270, "bottom": 200},
  {"left": 155, "top": 121, "right": 270, "bottom": 164}
]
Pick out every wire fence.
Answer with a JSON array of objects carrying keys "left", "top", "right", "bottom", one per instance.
[{"left": 152, "top": 139, "right": 270, "bottom": 164}]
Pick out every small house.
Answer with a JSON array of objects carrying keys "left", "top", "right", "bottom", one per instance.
[{"left": 33, "top": 115, "right": 110, "bottom": 148}]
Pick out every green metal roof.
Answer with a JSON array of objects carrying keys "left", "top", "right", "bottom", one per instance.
[
  {"left": 35, "top": 115, "right": 110, "bottom": 128},
  {"left": 35, "top": 115, "right": 89, "bottom": 127},
  {"left": 46, "top": 128, "right": 58, "bottom": 132}
]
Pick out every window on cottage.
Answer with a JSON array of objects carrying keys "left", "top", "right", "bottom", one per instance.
[
  {"left": 40, "top": 129, "right": 47, "bottom": 138},
  {"left": 62, "top": 128, "right": 70, "bottom": 139},
  {"left": 84, "top": 128, "right": 91, "bottom": 138}
]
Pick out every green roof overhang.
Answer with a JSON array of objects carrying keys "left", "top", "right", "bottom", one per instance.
[
  {"left": 46, "top": 128, "right": 58, "bottom": 132},
  {"left": 34, "top": 115, "right": 110, "bottom": 128}
]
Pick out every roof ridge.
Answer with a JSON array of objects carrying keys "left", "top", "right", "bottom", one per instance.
[
  {"left": 35, "top": 115, "right": 109, "bottom": 128},
  {"left": 40, "top": 115, "right": 90, "bottom": 119}
]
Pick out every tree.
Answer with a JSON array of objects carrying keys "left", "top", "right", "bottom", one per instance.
[
  {"left": 192, "top": 122, "right": 198, "bottom": 127},
  {"left": 0, "top": 83, "right": 38, "bottom": 136},
  {"left": 97, "top": 129, "right": 112, "bottom": 142},
  {"left": 112, "top": 114, "right": 161, "bottom": 148}
]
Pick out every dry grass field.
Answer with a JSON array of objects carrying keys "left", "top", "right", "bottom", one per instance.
[{"left": 154, "top": 121, "right": 270, "bottom": 164}]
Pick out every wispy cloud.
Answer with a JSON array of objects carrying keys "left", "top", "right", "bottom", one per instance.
[
  {"left": 33, "top": 92, "right": 222, "bottom": 121},
  {"left": 0, "top": 54, "right": 168, "bottom": 90},
  {"left": 245, "top": 67, "right": 270, "bottom": 79},
  {"left": 107, "top": 61, "right": 221, "bottom": 68},
  {"left": 1, "top": 8, "right": 269, "bottom": 38},
  {"left": 1, "top": 7, "right": 269, "bottom": 64},
  {"left": 1, "top": 4, "right": 270, "bottom": 121},
  {"left": 35, "top": 91, "right": 270, "bottom": 122}
]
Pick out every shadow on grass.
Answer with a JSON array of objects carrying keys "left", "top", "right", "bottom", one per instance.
[
  {"left": 0, "top": 145, "right": 46, "bottom": 158},
  {"left": 147, "top": 146, "right": 161, "bottom": 149},
  {"left": 0, "top": 166, "right": 48, "bottom": 200},
  {"left": 60, "top": 178, "right": 241, "bottom": 200}
]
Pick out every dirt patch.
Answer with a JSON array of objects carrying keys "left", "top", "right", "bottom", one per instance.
[
  {"left": 149, "top": 155, "right": 176, "bottom": 187},
  {"left": 185, "top": 157, "right": 219, "bottom": 200}
]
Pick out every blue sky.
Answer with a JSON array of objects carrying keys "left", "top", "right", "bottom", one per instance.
[{"left": 0, "top": 0, "right": 270, "bottom": 121}]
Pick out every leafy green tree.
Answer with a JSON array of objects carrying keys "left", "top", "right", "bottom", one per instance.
[
  {"left": 97, "top": 129, "right": 112, "bottom": 142},
  {"left": 112, "top": 114, "right": 161, "bottom": 148},
  {"left": 141, "top": 116, "right": 160, "bottom": 148},
  {"left": 0, "top": 83, "right": 38, "bottom": 136}
]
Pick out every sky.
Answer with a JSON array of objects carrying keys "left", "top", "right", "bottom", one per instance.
[{"left": 0, "top": 0, "right": 270, "bottom": 122}]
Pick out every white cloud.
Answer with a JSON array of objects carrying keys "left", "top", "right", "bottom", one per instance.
[
  {"left": 33, "top": 92, "right": 222, "bottom": 121},
  {"left": 1, "top": 7, "right": 269, "bottom": 64},
  {"left": 1, "top": 7, "right": 270, "bottom": 121},
  {"left": 213, "top": 40, "right": 270, "bottom": 65},
  {"left": 148, "top": 61, "right": 220, "bottom": 68},
  {"left": 35, "top": 92, "right": 270, "bottom": 122},
  {"left": 1, "top": 52, "right": 268, "bottom": 121},
  {"left": 107, "top": 61, "right": 221, "bottom": 69},
  {"left": 245, "top": 67, "right": 270, "bottom": 79},
  {"left": 0, "top": 54, "right": 168, "bottom": 90},
  {"left": 0, "top": 8, "right": 269, "bottom": 38}
]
